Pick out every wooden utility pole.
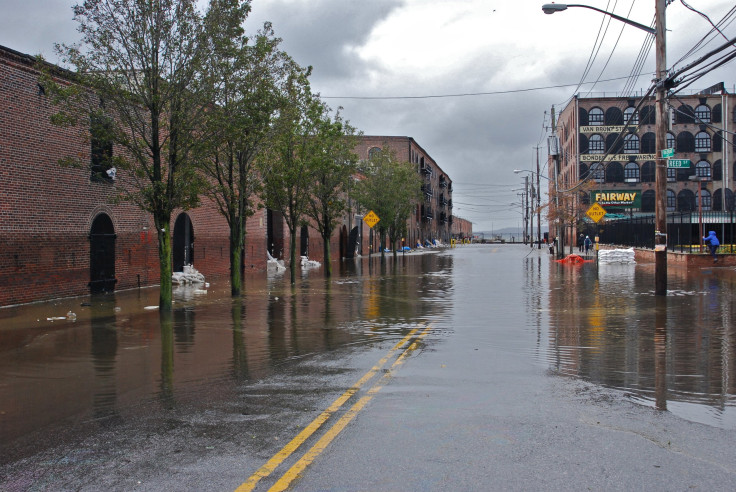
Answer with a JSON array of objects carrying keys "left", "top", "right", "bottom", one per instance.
[
  {"left": 654, "top": 0, "right": 668, "bottom": 295},
  {"left": 536, "top": 146, "right": 542, "bottom": 249},
  {"left": 550, "top": 106, "right": 563, "bottom": 257}
]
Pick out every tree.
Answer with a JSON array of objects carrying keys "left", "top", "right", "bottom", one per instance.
[
  {"left": 198, "top": 0, "right": 292, "bottom": 295},
  {"left": 257, "top": 65, "right": 320, "bottom": 284},
  {"left": 354, "top": 147, "right": 422, "bottom": 258},
  {"left": 46, "top": 0, "right": 208, "bottom": 309},
  {"left": 304, "top": 108, "right": 360, "bottom": 277}
]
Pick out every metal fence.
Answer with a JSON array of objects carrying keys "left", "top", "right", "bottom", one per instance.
[{"left": 581, "top": 210, "right": 736, "bottom": 254}]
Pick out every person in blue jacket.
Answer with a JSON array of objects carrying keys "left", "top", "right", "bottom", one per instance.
[{"left": 703, "top": 230, "right": 720, "bottom": 262}]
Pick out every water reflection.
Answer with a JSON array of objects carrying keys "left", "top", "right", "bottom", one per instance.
[
  {"left": 547, "top": 259, "right": 736, "bottom": 429},
  {"left": 0, "top": 253, "right": 453, "bottom": 463}
]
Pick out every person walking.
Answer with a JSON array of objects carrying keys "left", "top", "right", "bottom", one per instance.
[
  {"left": 577, "top": 233, "right": 584, "bottom": 252},
  {"left": 703, "top": 230, "right": 720, "bottom": 263},
  {"left": 584, "top": 235, "right": 592, "bottom": 256}
]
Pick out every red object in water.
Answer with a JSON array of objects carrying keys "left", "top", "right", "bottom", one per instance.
[{"left": 556, "top": 254, "right": 594, "bottom": 264}]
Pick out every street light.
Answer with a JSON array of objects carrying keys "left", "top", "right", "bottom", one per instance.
[
  {"left": 542, "top": 1, "right": 668, "bottom": 295},
  {"left": 541, "top": 3, "right": 656, "bottom": 34}
]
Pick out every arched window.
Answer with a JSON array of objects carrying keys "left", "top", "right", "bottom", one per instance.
[
  {"left": 589, "top": 134, "right": 605, "bottom": 154},
  {"left": 666, "top": 132, "right": 676, "bottom": 150},
  {"left": 695, "top": 160, "right": 711, "bottom": 179},
  {"left": 676, "top": 132, "right": 695, "bottom": 153},
  {"left": 677, "top": 189, "right": 696, "bottom": 211},
  {"left": 712, "top": 189, "right": 734, "bottom": 211},
  {"left": 676, "top": 105, "right": 695, "bottom": 124},
  {"left": 624, "top": 162, "right": 640, "bottom": 183},
  {"left": 623, "top": 134, "right": 639, "bottom": 154},
  {"left": 368, "top": 146, "right": 382, "bottom": 159},
  {"left": 697, "top": 189, "right": 712, "bottom": 211},
  {"left": 606, "top": 134, "right": 623, "bottom": 154},
  {"left": 641, "top": 161, "right": 656, "bottom": 182},
  {"left": 694, "top": 131, "right": 711, "bottom": 152},
  {"left": 641, "top": 132, "right": 656, "bottom": 153},
  {"left": 590, "top": 162, "right": 605, "bottom": 183},
  {"left": 640, "top": 105, "right": 656, "bottom": 125},
  {"left": 624, "top": 106, "right": 639, "bottom": 125},
  {"left": 713, "top": 160, "right": 722, "bottom": 181},
  {"left": 605, "top": 162, "right": 624, "bottom": 183},
  {"left": 589, "top": 107, "right": 604, "bottom": 126},
  {"left": 694, "top": 104, "right": 711, "bottom": 123},
  {"left": 642, "top": 190, "right": 655, "bottom": 212},
  {"left": 579, "top": 134, "right": 589, "bottom": 154},
  {"left": 605, "top": 107, "right": 624, "bottom": 125},
  {"left": 578, "top": 107, "right": 589, "bottom": 126},
  {"left": 667, "top": 189, "right": 676, "bottom": 211}
]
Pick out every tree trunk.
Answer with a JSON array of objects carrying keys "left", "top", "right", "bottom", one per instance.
[
  {"left": 322, "top": 233, "right": 332, "bottom": 278},
  {"left": 289, "top": 227, "right": 297, "bottom": 285},
  {"left": 230, "top": 219, "right": 245, "bottom": 296},
  {"left": 157, "top": 220, "right": 173, "bottom": 310}
]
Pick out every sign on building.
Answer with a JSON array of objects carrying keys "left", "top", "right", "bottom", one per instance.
[{"left": 590, "top": 190, "right": 641, "bottom": 209}]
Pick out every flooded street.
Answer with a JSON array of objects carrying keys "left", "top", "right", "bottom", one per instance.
[{"left": 2, "top": 245, "right": 736, "bottom": 489}]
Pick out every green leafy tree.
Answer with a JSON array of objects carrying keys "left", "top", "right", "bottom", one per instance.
[
  {"left": 257, "top": 65, "right": 320, "bottom": 284},
  {"left": 305, "top": 108, "right": 360, "bottom": 277},
  {"left": 199, "top": 0, "right": 292, "bottom": 295},
  {"left": 44, "top": 0, "right": 208, "bottom": 309},
  {"left": 354, "top": 148, "right": 422, "bottom": 258}
]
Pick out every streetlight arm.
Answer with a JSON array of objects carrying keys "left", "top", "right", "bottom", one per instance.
[{"left": 542, "top": 3, "right": 656, "bottom": 34}]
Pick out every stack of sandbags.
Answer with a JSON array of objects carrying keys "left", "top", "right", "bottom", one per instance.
[{"left": 598, "top": 248, "right": 635, "bottom": 264}]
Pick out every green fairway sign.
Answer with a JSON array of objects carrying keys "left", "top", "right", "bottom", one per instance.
[{"left": 667, "top": 159, "right": 691, "bottom": 168}]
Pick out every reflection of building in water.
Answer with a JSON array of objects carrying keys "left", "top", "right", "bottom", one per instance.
[{"left": 547, "top": 260, "right": 736, "bottom": 426}]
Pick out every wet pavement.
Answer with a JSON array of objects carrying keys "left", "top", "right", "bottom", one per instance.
[{"left": 1, "top": 245, "right": 736, "bottom": 490}]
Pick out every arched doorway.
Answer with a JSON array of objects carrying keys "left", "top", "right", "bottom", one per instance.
[
  {"left": 173, "top": 213, "right": 194, "bottom": 272},
  {"left": 89, "top": 213, "right": 116, "bottom": 293},
  {"left": 300, "top": 225, "right": 309, "bottom": 257},
  {"left": 267, "top": 209, "right": 285, "bottom": 259},
  {"left": 339, "top": 225, "right": 348, "bottom": 259}
]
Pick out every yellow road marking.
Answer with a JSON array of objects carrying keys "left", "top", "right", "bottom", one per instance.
[
  {"left": 267, "top": 324, "right": 433, "bottom": 492},
  {"left": 236, "top": 325, "right": 425, "bottom": 492}
]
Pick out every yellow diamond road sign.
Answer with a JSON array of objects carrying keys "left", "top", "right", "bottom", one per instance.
[
  {"left": 363, "top": 210, "right": 380, "bottom": 228},
  {"left": 586, "top": 203, "right": 607, "bottom": 223}
]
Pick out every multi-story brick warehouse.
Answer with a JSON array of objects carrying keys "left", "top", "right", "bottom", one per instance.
[
  {"left": 353, "top": 136, "right": 454, "bottom": 249},
  {"left": 1, "top": 45, "right": 455, "bottom": 306},
  {"left": 0, "top": 44, "right": 269, "bottom": 306},
  {"left": 552, "top": 86, "right": 734, "bottom": 243}
]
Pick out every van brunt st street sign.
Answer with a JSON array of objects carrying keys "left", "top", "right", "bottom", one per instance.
[{"left": 591, "top": 190, "right": 642, "bottom": 209}]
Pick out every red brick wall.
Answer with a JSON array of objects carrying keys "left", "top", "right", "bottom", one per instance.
[{"left": 0, "top": 46, "right": 267, "bottom": 306}]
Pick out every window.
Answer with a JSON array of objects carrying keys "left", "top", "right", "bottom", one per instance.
[
  {"left": 641, "top": 161, "right": 655, "bottom": 182},
  {"left": 590, "top": 162, "right": 604, "bottom": 183},
  {"left": 642, "top": 190, "right": 655, "bottom": 212},
  {"left": 623, "top": 134, "right": 639, "bottom": 154},
  {"left": 589, "top": 107, "right": 604, "bottom": 126},
  {"left": 694, "top": 131, "right": 711, "bottom": 153},
  {"left": 695, "top": 160, "right": 711, "bottom": 179},
  {"left": 698, "top": 189, "right": 712, "bottom": 211},
  {"left": 90, "top": 114, "right": 114, "bottom": 182},
  {"left": 368, "top": 147, "right": 382, "bottom": 159},
  {"left": 666, "top": 132, "right": 676, "bottom": 150},
  {"left": 667, "top": 189, "right": 676, "bottom": 211},
  {"left": 641, "top": 132, "right": 656, "bottom": 153},
  {"left": 589, "top": 134, "right": 605, "bottom": 154},
  {"left": 667, "top": 167, "right": 676, "bottom": 182},
  {"left": 678, "top": 189, "right": 696, "bottom": 211},
  {"left": 694, "top": 104, "right": 711, "bottom": 123},
  {"left": 624, "top": 106, "right": 639, "bottom": 125},
  {"left": 624, "top": 162, "right": 640, "bottom": 182},
  {"left": 676, "top": 131, "right": 695, "bottom": 153}
]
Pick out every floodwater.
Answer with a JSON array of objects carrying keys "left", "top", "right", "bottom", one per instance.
[{"left": 1, "top": 245, "right": 735, "bottom": 464}]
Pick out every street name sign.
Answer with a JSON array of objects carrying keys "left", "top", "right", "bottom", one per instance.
[
  {"left": 363, "top": 210, "right": 380, "bottom": 228},
  {"left": 586, "top": 203, "right": 607, "bottom": 223},
  {"left": 667, "top": 159, "right": 691, "bottom": 168},
  {"left": 661, "top": 148, "right": 675, "bottom": 158}
]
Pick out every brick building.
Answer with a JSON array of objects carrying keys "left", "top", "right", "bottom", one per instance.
[
  {"left": 0, "top": 45, "right": 455, "bottom": 307},
  {"left": 451, "top": 216, "right": 473, "bottom": 241},
  {"left": 353, "top": 136, "right": 454, "bottom": 249},
  {"left": 552, "top": 85, "right": 734, "bottom": 244},
  {"left": 0, "top": 44, "right": 268, "bottom": 306}
]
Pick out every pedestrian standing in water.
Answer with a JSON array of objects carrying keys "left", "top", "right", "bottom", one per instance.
[
  {"left": 577, "top": 233, "right": 584, "bottom": 252},
  {"left": 703, "top": 230, "right": 720, "bottom": 263},
  {"left": 584, "top": 235, "right": 592, "bottom": 256}
]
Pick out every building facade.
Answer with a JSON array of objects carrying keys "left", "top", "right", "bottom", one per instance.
[
  {"left": 353, "top": 136, "right": 454, "bottom": 248},
  {"left": 552, "top": 86, "right": 734, "bottom": 245}
]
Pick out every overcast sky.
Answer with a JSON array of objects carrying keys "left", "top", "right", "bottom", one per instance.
[{"left": 1, "top": 0, "right": 734, "bottom": 233}]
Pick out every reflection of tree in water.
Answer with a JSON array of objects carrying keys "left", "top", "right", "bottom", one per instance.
[
  {"left": 90, "top": 296, "right": 119, "bottom": 422},
  {"left": 174, "top": 306, "right": 196, "bottom": 350},
  {"left": 159, "top": 311, "right": 175, "bottom": 408},
  {"left": 231, "top": 300, "right": 249, "bottom": 382}
]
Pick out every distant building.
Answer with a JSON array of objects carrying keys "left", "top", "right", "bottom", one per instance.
[
  {"left": 551, "top": 85, "right": 735, "bottom": 244},
  {"left": 451, "top": 216, "right": 472, "bottom": 241},
  {"left": 353, "top": 136, "right": 454, "bottom": 248}
]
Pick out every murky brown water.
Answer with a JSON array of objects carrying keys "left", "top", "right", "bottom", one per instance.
[{"left": 1, "top": 246, "right": 735, "bottom": 459}]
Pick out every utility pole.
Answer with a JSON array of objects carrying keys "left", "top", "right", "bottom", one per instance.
[
  {"left": 654, "top": 0, "right": 668, "bottom": 295},
  {"left": 550, "top": 105, "right": 563, "bottom": 257},
  {"left": 524, "top": 175, "right": 530, "bottom": 245},
  {"left": 536, "top": 146, "right": 542, "bottom": 249}
]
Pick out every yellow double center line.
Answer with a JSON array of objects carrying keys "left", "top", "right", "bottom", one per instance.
[{"left": 236, "top": 323, "right": 433, "bottom": 492}]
